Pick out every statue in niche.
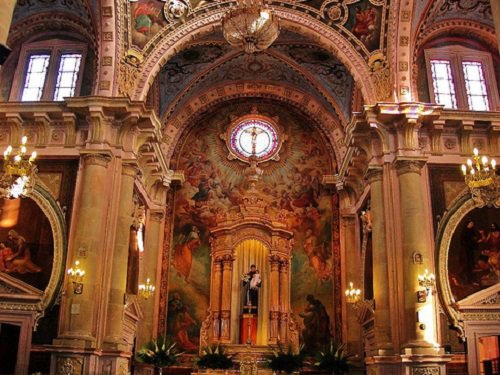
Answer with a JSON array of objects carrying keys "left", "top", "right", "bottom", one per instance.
[
  {"left": 242, "top": 264, "right": 262, "bottom": 314},
  {"left": 126, "top": 205, "right": 145, "bottom": 295}
]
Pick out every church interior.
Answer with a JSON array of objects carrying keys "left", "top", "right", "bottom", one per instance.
[{"left": 0, "top": 0, "right": 499, "bottom": 374}]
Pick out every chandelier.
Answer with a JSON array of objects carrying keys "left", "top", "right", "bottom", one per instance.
[
  {"left": 345, "top": 282, "right": 361, "bottom": 304},
  {"left": 461, "top": 148, "right": 499, "bottom": 207},
  {"left": 0, "top": 136, "right": 38, "bottom": 199},
  {"left": 222, "top": 0, "right": 280, "bottom": 54},
  {"left": 138, "top": 278, "right": 156, "bottom": 299}
]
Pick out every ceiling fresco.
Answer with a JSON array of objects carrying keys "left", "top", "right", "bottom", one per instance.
[
  {"left": 12, "top": 0, "right": 93, "bottom": 26},
  {"left": 125, "top": 0, "right": 390, "bottom": 62},
  {"left": 157, "top": 41, "right": 354, "bottom": 125},
  {"left": 413, "top": 0, "right": 494, "bottom": 39}
]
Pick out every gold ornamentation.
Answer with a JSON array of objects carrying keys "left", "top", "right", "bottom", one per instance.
[
  {"left": 222, "top": 0, "right": 280, "bottom": 54},
  {"left": 369, "top": 54, "right": 392, "bottom": 101},
  {"left": 461, "top": 148, "right": 499, "bottom": 207},
  {"left": 118, "top": 50, "right": 144, "bottom": 98}
]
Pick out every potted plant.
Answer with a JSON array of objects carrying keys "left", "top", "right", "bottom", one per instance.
[
  {"left": 196, "top": 344, "right": 234, "bottom": 372},
  {"left": 313, "top": 342, "right": 352, "bottom": 374},
  {"left": 136, "top": 337, "right": 182, "bottom": 375},
  {"left": 267, "top": 344, "right": 305, "bottom": 374}
]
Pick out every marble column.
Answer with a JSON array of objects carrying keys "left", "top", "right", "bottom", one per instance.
[
  {"left": 269, "top": 255, "right": 280, "bottom": 344},
  {"left": 395, "top": 160, "right": 434, "bottom": 347},
  {"left": 0, "top": 0, "right": 15, "bottom": 65},
  {"left": 136, "top": 209, "right": 165, "bottom": 350},
  {"left": 103, "top": 162, "right": 138, "bottom": 350},
  {"left": 210, "top": 256, "right": 223, "bottom": 341},
  {"left": 278, "top": 259, "right": 289, "bottom": 343},
  {"left": 366, "top": 167, "right": 393, "bottom": 353},
  {"left": 57, "top": 153, "right": 112, "bottom": 344},
  {"left": 220, "top": 255, "right": 233, "bottom": 343}
]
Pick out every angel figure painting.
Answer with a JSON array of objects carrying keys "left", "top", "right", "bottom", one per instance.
[{"left": 0, "top": 197, "right": 53, "bottom": 290}]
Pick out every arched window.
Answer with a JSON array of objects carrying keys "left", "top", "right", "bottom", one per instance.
[
  {"left": 425, "top": 46, "right": 499, "bottom": 111},
  {"left": 9, "top": 39, "right": 87, "bottom": 102}
]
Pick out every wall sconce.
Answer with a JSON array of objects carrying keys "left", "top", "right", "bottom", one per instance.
[
  {"left": 418, "top": 269, "right": 435, "bottom": 296},
  {"left": 345, "top": 282, "right": 361, "bottom": 304},
  {"left": 138, "top": 278, "right": 155, "bottom": 299},
  {"left": 67, "top": 260, "right": 85, "bottom": 294}
]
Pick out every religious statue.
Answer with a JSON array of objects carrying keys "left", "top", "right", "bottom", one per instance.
[{"left": 242, "top": 264, "right": 262, "bottom": 313}]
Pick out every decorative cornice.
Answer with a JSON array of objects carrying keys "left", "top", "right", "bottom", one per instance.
[{"left": 365, "top": 166, "right": 383, "bottom": 183}]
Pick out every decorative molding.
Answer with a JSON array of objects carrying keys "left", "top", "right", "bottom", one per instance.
[
  {"left": 395, "top": 159, "right": 426, "bottom": 176},
  {"left": 55, "top": 356, "right": 83, "bottom": 375},
  {"left": 81, "top": 152, "right": 112, "bottom": 168},
  {"left": 411, "top": 367, "right": 440, "bottom": 375}
]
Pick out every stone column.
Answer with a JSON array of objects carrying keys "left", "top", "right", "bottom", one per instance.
[
  {"left": 0, "top": 0, "right": 15, "bottom": 65},
  {"left": 220, "top": 255, "right": 233, "bottom": 342},
  {"left": 366, "top": 167, "right": 393, "bottom": 353},
  {"left": 134, "top": 211, "right": 165, "bottom": 350},
  {"left": 57, "top": 153, "right": 112, "bottom": 344},
  {"left": 341, "top": 213, "right": 363, "bottom": 358},
  {"left": 395, "top": 160, "right": 436, "bottom": 347},
  {"left": 103, "top": 162, "right": 138, "bottom": 350},
  {"left": 278, "top": 259, "right": 289, "bottom": 343},
  {"left": 210, "top": 256, "right": 223, "bottom": 341},
  {"left": 269, "top": 255, "right": 280, "bottom": 344}
]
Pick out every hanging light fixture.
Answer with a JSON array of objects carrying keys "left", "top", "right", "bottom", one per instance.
[
  {"left": 222, "top": 0, "right": 280, "bottom": 54},
  {"left": 345, "top": 282, "right": 361, "bottom": 304},
  {"left": 461, "top": 148, "right": 498, "bottom": 207},
  {"left": 0, "top": 136, "right": 38, "bottom": 199},
  {"left": 138, "top": 278, "right": 156, "bottom": 299}
]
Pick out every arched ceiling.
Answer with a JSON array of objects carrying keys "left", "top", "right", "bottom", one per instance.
[
  {"left": 412, "top": 0, "right": 494, "bottom": 45},
  {"left": 156, "top": 30, "right": 355, "bottom": 125}
]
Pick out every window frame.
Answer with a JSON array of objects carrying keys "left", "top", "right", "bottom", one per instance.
[
  {"left": 10, "top": 40, "right": 87, "bottom": 102},
  {"left": 424, "top": 46, "right": 500, "bottom": 111}
]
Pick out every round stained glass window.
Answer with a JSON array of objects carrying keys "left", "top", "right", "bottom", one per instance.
[{"left": 229, "top": 119, "right": 279, "bottom": 161}]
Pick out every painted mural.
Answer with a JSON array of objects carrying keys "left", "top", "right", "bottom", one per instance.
[
  {"left": 0, "top": 197, "right": 54, "bottom": 291},
  {"left": 168, "top": 101, "right": 336, "bottom": 351},
  {"left": 448, "top": 207, "right": 500, "bottom": 301}
]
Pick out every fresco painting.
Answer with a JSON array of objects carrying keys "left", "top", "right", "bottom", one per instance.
[
  {"left": 345, "top": 1, "right": 383, "bottom": 52},
  {"left": 448, "top": 207, "right": 500, "bottom": 301},
  {"left": 168, "top": 102, "right": 335, "bottom": 350},
  {"left": 0, "top": 197, "right": 54, "bottom": 291}
]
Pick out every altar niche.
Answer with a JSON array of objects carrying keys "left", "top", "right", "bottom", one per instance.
[{"left": 204, "top": 223, "right": 297, "bottom": 349}]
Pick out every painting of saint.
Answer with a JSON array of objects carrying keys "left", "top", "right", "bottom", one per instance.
[
  {"left": 346, "top": 2, "right": 382, "bottom": 51},
  {"left": 172, "top": 225, "right": 201, "bottom": 282},
  {"left": 167, "top": 291, "right": 200, "bottom": 352},
  {"left": 0, "top": 198, "right": 53, "bottom": 290},
  {"left": 448, "top": 207, "right": 500, "bottom": 301},
  {"left": 131, "top": 1, "right": 166, "bottom": 48},
  {"left": 299, "top": 294, "right": 331, "bottom": 352}
]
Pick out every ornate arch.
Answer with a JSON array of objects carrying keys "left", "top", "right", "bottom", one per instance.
[
  {"left": 435, "top": 192, "right": 500, "bottom": 339},
  {"left": 0, "top": 182, "right": 67, "bottom": 320},
  {"left": 164, "top": 82, "right": 345, "bottom": 168},
  {"left": 132, "top": 11, "right": 377, "bottom": 104}
]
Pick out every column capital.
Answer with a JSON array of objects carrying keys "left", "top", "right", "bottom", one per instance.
[
  {"left": 121, "top": 161, "right": 139, "bottom": 178},
  {"left": 365, "top": 166, "right": 383, "bottom": 183},
  {"left": 395, "top": 158, "right": 426, "bottom": 176},
  {"left": 148, "top": 209, "right": 165, "bottom": 222},
  {"left": 81, "top": 152, "right": 112, "bottom": 168}
]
